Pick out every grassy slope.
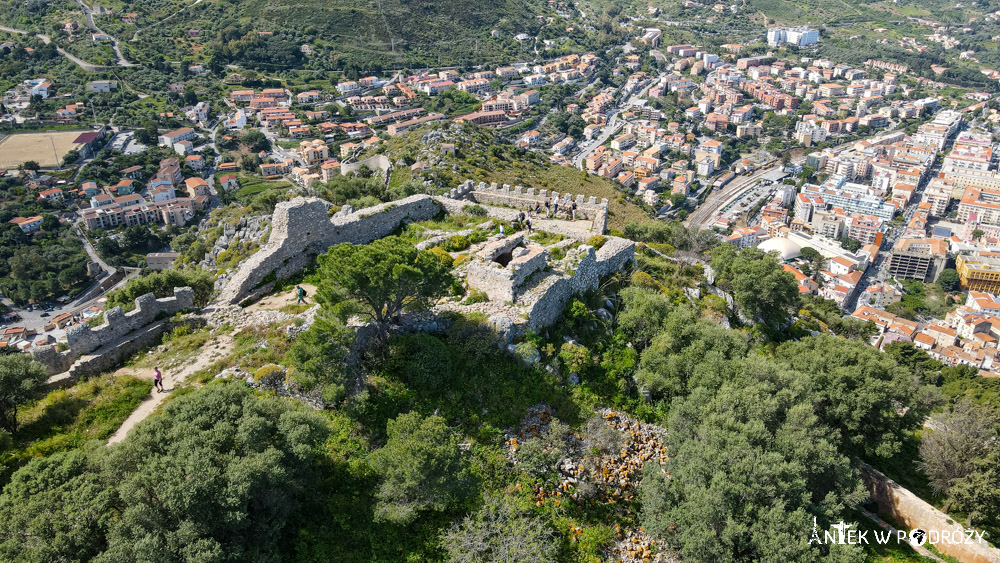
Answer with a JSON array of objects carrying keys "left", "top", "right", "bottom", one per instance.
[{"left": 380, "top": 123, "right": 657, "bottom": 231}]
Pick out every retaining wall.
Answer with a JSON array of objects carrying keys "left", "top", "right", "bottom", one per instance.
[
  {"left": 340, "top": 154, "right": 392, "bottom": 177},
  {"left": 861, "top": 464, "right": 1000, "bottom": 563},
  {"left": 217, "top": 195, "right": 442, "bottom": 305}
]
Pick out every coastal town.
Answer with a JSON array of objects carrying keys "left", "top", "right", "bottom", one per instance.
[
  {"left": 1, "top": 2, "right": 999, "bottom": 560},
  {"left": 5, "top": 19, "right": 1000, "bottom": 379}
]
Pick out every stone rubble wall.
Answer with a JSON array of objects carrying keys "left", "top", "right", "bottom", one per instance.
[
  {"left": 217, "top": 194, "right": 442, "bottom": 305},
  {"left": 467, "top": 247, "right": 549, "bottom": 303},
  {"left": 32, "top": 287, "right": 195, "bottom": 376},
  {"left": 67, "top": 317, "right": 204, "bottom": 381},
  {"left": 521, "top": 237, "right": 635, "bottom": 332},
  {"left": 861, "top": 464, "right": 1000, "bottom": 563},
  {"left": 65, "top": 287, "right": 195, "bottom": 355},
  {"left": 446, "top": 180, "right": 610, "bottom": 234},
  {"left": 340, "top": 154, "right": 392, "bottom": 177}
]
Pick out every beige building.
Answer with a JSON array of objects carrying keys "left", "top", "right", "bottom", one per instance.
[{"left": 146, "top": 252, "right": 179, "bottom": 270}]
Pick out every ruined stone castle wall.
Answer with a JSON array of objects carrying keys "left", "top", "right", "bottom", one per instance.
[
  {"left": 444, "top": 180, "right": 610, "bottom": 235},
  {"left": 32, "top": 287, "right": 195, "bottom": 375},
  {"left": 217, "top": 195, "right": 442, "bottom": 305},
  {"left": 66, "top": 287, "right": 194, "bottom": 355},
  {"left": 523, "top": 237, "right": 635, "bottom": 331}
]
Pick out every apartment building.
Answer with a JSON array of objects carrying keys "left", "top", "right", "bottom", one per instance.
[
  {"left": 888, "top": 238, "right": 948, "bottom": 282},
  {"left": 158, "top": 127, "right": 197, "bottom": 147},
  {"left": 846, "top": 213, "right": 882, "bottom": 244},
  {"left": 921, "top": 179, "right": 953, "bottom": 217},
  {"left": 81, "top": 195, "right": 205, "bottom": 230},
  {"left": 957, "top": 252, "right": 1000, "bottom": 292},
  {"left": 957, "top": 187, "right": 1000, "bottom": 226}
]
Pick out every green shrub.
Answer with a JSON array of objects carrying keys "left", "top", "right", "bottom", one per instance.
[
  {"left": 444, "top": 235, "right": 471, "bottom": 252},
  {"left": 252, "top": 364, "right": 286, "bottom": 386},
  {"left": 386, "top": 334, "right": 453, "bottom": 393},
  {"left": 428, "top": 246, "right": 454, "bottom": 267},
  {"left": 466, "top": 204, "right": 488, "bottom": 216},
  {"left": 464, "top": 289, "right": 488, "bottom": 304},
  {"left": 587, "top": 235, "right": 607, "bottom": 250}
]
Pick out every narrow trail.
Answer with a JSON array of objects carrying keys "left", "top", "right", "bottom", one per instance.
[{"left": 106, "top": 334, "right": 234, "bottom": 444}]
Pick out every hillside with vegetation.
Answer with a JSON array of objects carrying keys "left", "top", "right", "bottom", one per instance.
[
  {"left": 367, "top": 122, "right": 659, "bottom": 231},
  {"left": 30, "top": 0, "right": 553, "bottom": 71}
]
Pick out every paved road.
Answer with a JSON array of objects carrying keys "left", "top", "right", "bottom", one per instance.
[
  {"left": 76, "top": 0, "right": 134, "bottom": 66},
  {"left": 75, "top": 223, "right": 115, "bottom": 274},
  {"left": 844, "top": 136, "right": 948, "bottom": 312},
  {"left": 131, "top": 0, "right": 204, "bottom": 41},
  {"left": 0, "top": 25, "right": 112, "bottom": 71}
]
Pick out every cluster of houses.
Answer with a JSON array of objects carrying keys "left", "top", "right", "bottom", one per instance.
[
  {"left": 80, "top": 157, "right": 214, "bottom": 229},
  {"left": 853, "top": 293, "right": 1000, "bottom": 376}
]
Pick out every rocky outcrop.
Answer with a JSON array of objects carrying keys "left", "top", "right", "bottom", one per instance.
[{"left": 200, "top": 214, "right": 269, "bottom": 289}]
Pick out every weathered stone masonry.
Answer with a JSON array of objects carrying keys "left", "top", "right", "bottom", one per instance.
[
  {"left": 32, "top": 287, "right": 195, "bottom": 376},
  {"left": 217, "top": 194, "right": 442, "bottom": 305},
  {"left": 449, "top": 180, "right": 610, "bottom": 234},
  {"left": 861, "top": 465, "right": 1000, "bottom": 563}
]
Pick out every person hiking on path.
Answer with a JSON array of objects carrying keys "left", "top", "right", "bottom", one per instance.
[
  {"left": 544, "top": 200, "right": 551, "bottom": 216},
  {"left": 295, "top": 285, "right": 307, "bottom": 304},
  {"left": 571, "top": 201, "right": 578, "bottom": 220},
  {"left": 553, "top": 198, "right": 560, "bottom": 217},
  {"left": 153, "top": 366, "right": 164, "bottom": 393},
  {"left": 499, "top": 224, "right": 505, "bottom": 237},
  {"left": 534, "top": 203, "right": 542, "bottom": 216},
  {"left": 525, "top": 217, "right": 532, "bottom": 233}
]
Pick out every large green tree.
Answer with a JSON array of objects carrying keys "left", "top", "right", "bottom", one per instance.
[
  {"left": 370, "top": 412, "right": 476, "bottom": 525},
  {"left": 635, "top": 307, "right": 749, "bottom": 400},
  {"left": 639, "top": 356, "right": 867, "bottom": 562},
  {"left": 919, "top": 399, "right": 998, "bottom": 507},
  {"left": 775, "top": 336, "right": 928, "bottom": 460},
  {"left": 0, "top": 383, "right": 330, "bottom": 561},
  {"left": 710, "top": 245, "right": 799, "bottom": 326},
  {"left": 318, "top": 236, "right": 452, "bottom": 350},
  {"left": 615, "top": 286, "right": 674, "bottom": 350},
  {"left": 0, "top": 354, "right": 47, "bottom": 433}
]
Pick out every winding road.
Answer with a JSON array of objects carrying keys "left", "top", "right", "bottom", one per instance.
[
  {"left": 75, "top": 0, "right": 134, "bottom": 67},
  {"left": 0, "top": 25, "right": 113, "bottom": 71}
]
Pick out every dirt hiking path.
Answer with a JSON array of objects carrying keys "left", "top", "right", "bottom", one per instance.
[{"left": 107, "top": 334, "right": 234, "bottom": 444}]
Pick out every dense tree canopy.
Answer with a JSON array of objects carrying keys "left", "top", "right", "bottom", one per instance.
[
  {"left": 0, "top": 383, "right": 330, "bottom": 561},
  {"left": 370, "top": 412, "right": 476, "bottom": 525},
  {"left": 710, "top": 245, "right": 799, "bottom": 327},
  {"left": 775, "top": 336, "right": 928, "bottom": 461},
  {"left": 440, "top": 495, "right": 560, "bottom": 562},
  {"left": 105, "top": 268, "right": 215, "bottom": 311},
  {"left": 0, "top": 354, "right": 48, "bottom": 433},
  {"left": 640, "top": 355, "right": 867, "bottom": 562}
]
